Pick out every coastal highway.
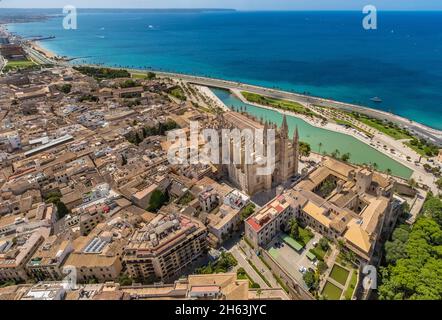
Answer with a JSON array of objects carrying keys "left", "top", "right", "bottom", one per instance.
[
  {"left": 143, "top": 70, "right": 442, "bottom": 146},
  {"left": 14, "top": 41, "right": 442, "bottom": 146},
  {"left": 24, "top": 45, "right": 58, "bottom": 65}
]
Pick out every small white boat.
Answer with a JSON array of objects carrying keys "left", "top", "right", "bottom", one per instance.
[{"left": 370, "top": 96, "right": 382, "bottom": 103}]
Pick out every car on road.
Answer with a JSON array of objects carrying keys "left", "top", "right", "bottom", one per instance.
[{"left": 299, "top": 266, "right": 307, "bottom": 274}]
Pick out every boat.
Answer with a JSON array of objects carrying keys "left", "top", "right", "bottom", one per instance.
[{"left": 370, "top": 96, "right": 383, "bottom": 103}]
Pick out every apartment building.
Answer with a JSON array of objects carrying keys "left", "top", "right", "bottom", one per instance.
[
  {"left": 27, "top": 235, "right": 73, "bottom": 281},
  {"left": 62, "top": 219, "right": 131, "bottom": 283},
  {"left": 124, "top": 213, "right": 208, "bottom": 283},
  {"left": 245, "top": 194, "right": 296, "bottom": 248},
  {"left": 0, "top": 228, "right": 49, "bottom": 282}
]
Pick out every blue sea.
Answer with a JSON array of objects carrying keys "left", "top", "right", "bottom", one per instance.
[{"left": 4, "top": 9, "right": 442, "bottom": 129}]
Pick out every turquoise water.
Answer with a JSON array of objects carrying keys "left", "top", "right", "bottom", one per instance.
[
  {"left": 4, "top": 9, "right": 442, "bottom": 129},
  {"left": 211, "top": 88, "right": 413, "bottom": 179}
]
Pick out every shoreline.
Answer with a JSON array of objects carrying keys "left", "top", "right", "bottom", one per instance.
[
  {"left": 3, "top": 23, "right": 442, "bottom": 143},
  {"left": 5, "top": 29, "right": 442, "bottom": 191},
  {"left": 4, "top": 24, "right": 442, "bottom": 139}
]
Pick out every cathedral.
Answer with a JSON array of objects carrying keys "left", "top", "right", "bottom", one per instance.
[{"left": 215, "top": 111, "right": 299, "bottom": 196}]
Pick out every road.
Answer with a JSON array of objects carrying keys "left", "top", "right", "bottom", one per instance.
[
  {"left": 136, "top": 70, "right": 442, "bottom": 146},
  {"left": 238, "top": 240, "right": 280, "bottom": 288},
  {"left": 229, "top": 245, "right": 270, "bottom": 289},
  {"left": 24, "top": 45, "right": 58, "bottom": 65}
]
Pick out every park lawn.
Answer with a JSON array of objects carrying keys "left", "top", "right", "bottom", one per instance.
[
  {"left": 131, "top": 72, "right": 147, "bottom": 79},
  {"left": 404, "top": 140, "right": 439, "bottom": 157},
  {"left": 348, "top": 114, "right": 412, "bottom": 140},
  {"left": 405, "top": 141, "right": 427, "bottom": 157},
  {"left": 169, "top": 87, "right": 187, "bottom": 101},
  {"left": 329, "top": 264, "right": 350, "bottom": 286},
  {"left": 242, "top": 91, "right": 320, "bottom": 119},
  {"left": 322, "top": 281, "right": 343, "bottom": 300},
  {"left": 344, "top": 271, "right": 358, "bottom": 300},
  {"left": 5, "top": 59, "right": 36, "bottom": 71}
]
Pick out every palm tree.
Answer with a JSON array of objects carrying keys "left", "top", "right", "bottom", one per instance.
[
  {"left": 372, "top": 162, "right": 378, "bottom": 171},
  {"left": 386, "top": 168, "right": 392, "bottom": 178},
  {"left": 318, "top": 142, "right": 323, "bottom": 154}
]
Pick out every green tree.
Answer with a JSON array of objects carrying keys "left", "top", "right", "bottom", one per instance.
[
  {"left": 317, "top": 261, "right": 328, "bottom": 274},
  {"left": 56, "top": 201, "right": 69, "bottom": 220},
  {"left": 59, "top": 84, "right": 72, "bottom": 94},
  {"left": 147, "top": 189, "right": 169, "bottom": 213},
  {"left": 240, "top": 203, "right": 256, "bottom": 221},
  {"left": 378, "top": 217, "right": 442, "bottom": 300},
  {"left": 331, "top": 149, "right": 340, "bottom": 159},
  {"left": 289, "top": 218, "right": 300, "bottom": 240},
  {"left": 299, "top": 142, "right": 311, "bottom": 158},
  {"left": 146, "top": 72, "right": 156, "bottom": 80},
  {"left": 318, "top": 238, "right": 329, "bottom": 251},
  {"left": 341, "top": 152, "right": 351, "bottom": 162},
  {"left": 118, "top": 274, "right": 133, "bottom": 286},
  {"left": 436, "top": 178, "right": 442, "bottom": 190},
  {"left": 303, "top": 270, "right": 319, "bottom": 290},
  {"left": 422, "top": 194, "right": 442, "bottom": 226}
]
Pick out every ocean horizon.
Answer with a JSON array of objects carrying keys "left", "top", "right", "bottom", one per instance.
[{"left": 4, "top": 9, "right": 442, "bottom": 129}]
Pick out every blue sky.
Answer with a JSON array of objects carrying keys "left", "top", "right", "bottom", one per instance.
[{"left": 1, "top": 0, "right": 442, "bottom": 10}]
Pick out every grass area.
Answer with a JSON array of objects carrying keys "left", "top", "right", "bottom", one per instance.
[
  {"left": 348, "top": 113, "right": 413, "bottom": 140},
  {"left": 237, "top": 268, "right": 260, "bottom": 288},
  {"left": 297, "top": 227, "right": 314, "bottom": 247},
  {"left": 273, "top": 273, "right": 290, "bottom": 293},
  {"left": 344, "top": 271, "right": 358, "bottom": 300},
  {"left": 248, "top": 259, "right": 271, "bottom": 287},
  {"left": 268, "top": 247, "right": 279, "bottom": 259},
  {"left": 405, "top": 139, "right": 440, "bottom": 157},
  {"left": 4, "top": 59, "right": 37, "bottom": 72},
  {"left": 131, "top": 71, "right": 156, "bottom": 80},
  {"left": 322, "top": 281, "right": 343, "bottom": 300},
  {"left": 309, "top": 247, "right": 327, "bottom": 261},
  {"left": 73, "top": 66, "right": 130, "bottom": 79},
  {"left": 131, "top": 73, "right": 146, "bottom": 79},
  {"left": 177, "top": 192, "right": 194, "bottom": 206},
  {"left": 241, "top": 91, "right": 324, "bottom": 120},
  {"left": 169, "top": 87, "right": 187, "bottom": 101},
  {"left": 333, "top": 118, "right": 374, "bottom": 138},
  {"left": 329, "top": 264, "right": 350, "bottom": 286}
]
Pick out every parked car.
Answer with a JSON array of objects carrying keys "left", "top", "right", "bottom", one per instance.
[{"left": 299, "top": 266, "right": 307, "bottom": 274}]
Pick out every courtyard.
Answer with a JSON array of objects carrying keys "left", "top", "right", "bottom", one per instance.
[
  {"left": 266, "top": 231, "right": 321, "bottom": 290},
  {"left": 321, "top": 263, "right": 358, "bottom": 300}
]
